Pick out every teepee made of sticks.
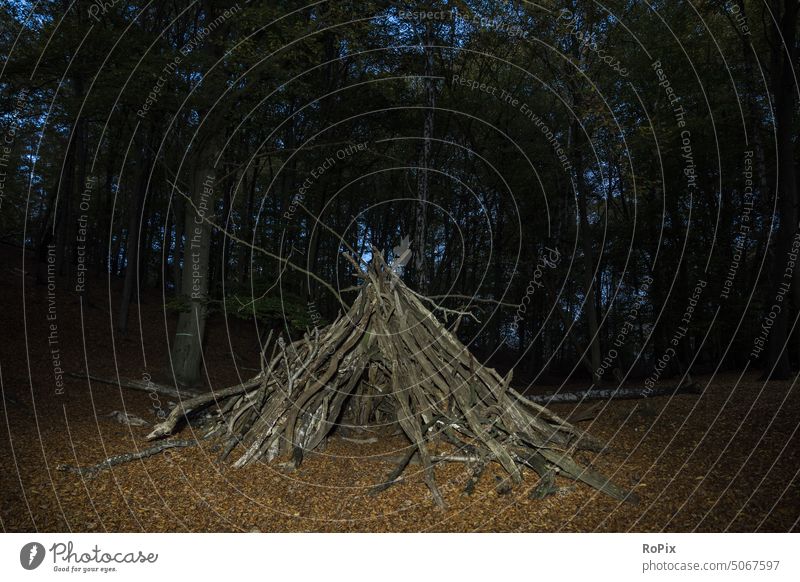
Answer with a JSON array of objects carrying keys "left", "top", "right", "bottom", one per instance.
[{"left": 147, "top": 251, "right": 636, "bottom": 507}]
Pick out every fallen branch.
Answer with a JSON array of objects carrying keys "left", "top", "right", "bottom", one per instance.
[
  {"left": 57, "top": 439, "right": 197, "bottom": 476},
  {"left": 106, "top": 410, "right": 149, "bottom": 427},
  {"left": 67, "top": 372, "right": 200, "bottom": 399},
  {"left": 339, "top": 436, "right": 378, "bottom": 444},
  {"left": 526, "top": 382, "right": 701, "bottom": 405},
  {"left": 374, "top": 453, "right": 485, "bottom": 465},
  {"left": 146, "top": 375, "right": 265, "bottom": 440}
]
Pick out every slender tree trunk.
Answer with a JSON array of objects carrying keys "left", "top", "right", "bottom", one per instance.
[
  {"left": 761, "top": 0, "right": 798, "bottom": 379},
  {"left": 415, "top": 18, "right": 435, "bottom": 291},
  {"left": 35, "top": 182, "right": 58, "bottom": 285},
  {"left": 54, "top": 118, "right": 77, "bottom": 279},
  {"left": 163, "top": 208, "right": 174, "bottom": 291},
  {"left": 240, "top": 160, "right": 259, "bottom": 284},
  {"left": 116, "top": 146, "right": 151, "bottom": 334},
  {"left": 572, "top": 123, "right": 602, "bottom": 383},
  {"left": 99, "top": 142, "right": 117, "bottom": 277},
  {"left": 55, "top": 74, "right": 89, "bottom": 283},
  {"left": 144, "top": 212, "right": 158, "bottom": 288},
  {"left": 171, "top": 196, "right": 184, "bottom": 295}
]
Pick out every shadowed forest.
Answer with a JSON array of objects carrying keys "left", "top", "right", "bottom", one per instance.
[{"left": 1, "top": 0, "right": 798, "bottom": 532}]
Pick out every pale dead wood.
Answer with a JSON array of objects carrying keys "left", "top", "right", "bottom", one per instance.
[{"left": 57, "top": 439, "right": 197, "bottom": 476}]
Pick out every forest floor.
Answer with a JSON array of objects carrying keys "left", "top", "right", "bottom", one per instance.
[{"left": 1, "top": 247, "right": 799, "bottom": 532}]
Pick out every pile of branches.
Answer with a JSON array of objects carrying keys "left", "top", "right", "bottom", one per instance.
[{"left": 147, "top": 252, "right": 636, "bottom": 507}]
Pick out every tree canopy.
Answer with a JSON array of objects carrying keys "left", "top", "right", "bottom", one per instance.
[{"left": 1, "top": 0, "right": 798, "bottom": 387}]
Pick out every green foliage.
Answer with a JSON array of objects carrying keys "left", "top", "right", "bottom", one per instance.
[{"left": 223, "top": 287, "right": 319, "bottom": 332}]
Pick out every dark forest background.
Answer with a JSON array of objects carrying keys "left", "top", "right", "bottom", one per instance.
[{"left": 1, "top": 0, "right": 798, "bottom": 389}]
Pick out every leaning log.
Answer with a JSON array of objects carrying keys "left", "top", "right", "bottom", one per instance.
[
  {"left": 527, "top": 382, "right": 702, "bottom": 405},
  {"left": 67, "top": 372, "right": 199, "bottom": 399}
]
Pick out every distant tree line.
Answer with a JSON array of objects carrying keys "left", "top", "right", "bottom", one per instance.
[{"left": 1, "top": 0, "right": 797, "bottom": 386}]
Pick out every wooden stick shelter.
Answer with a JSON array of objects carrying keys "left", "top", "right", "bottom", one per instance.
[{"left": 147, "top": 251, "right": 637, "bottom": 507}]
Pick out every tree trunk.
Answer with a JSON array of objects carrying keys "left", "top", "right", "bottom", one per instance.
[
  {"left": 171, "top": 196, "right": 184, "bottom": 295},
  {"left": 116, "top": 147, "right": 151, "bottom": 333},
  {"left": 414, "top": 18, "right": 435, "bottom": 291},
  {"left": 761, "top": 0, "right": 798, "bottom": 379},
  {"left": 170, "top": 161, "right": 215, "bottom": 387},
  {"left": 99, "top": 141, "right": 118, "bottom": 279},
  {"left": 240, "top": 159, "right": 260, "bottom": 285},
  {"left": 572, "top": 122, "right": 602, "bottom": 383}
]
